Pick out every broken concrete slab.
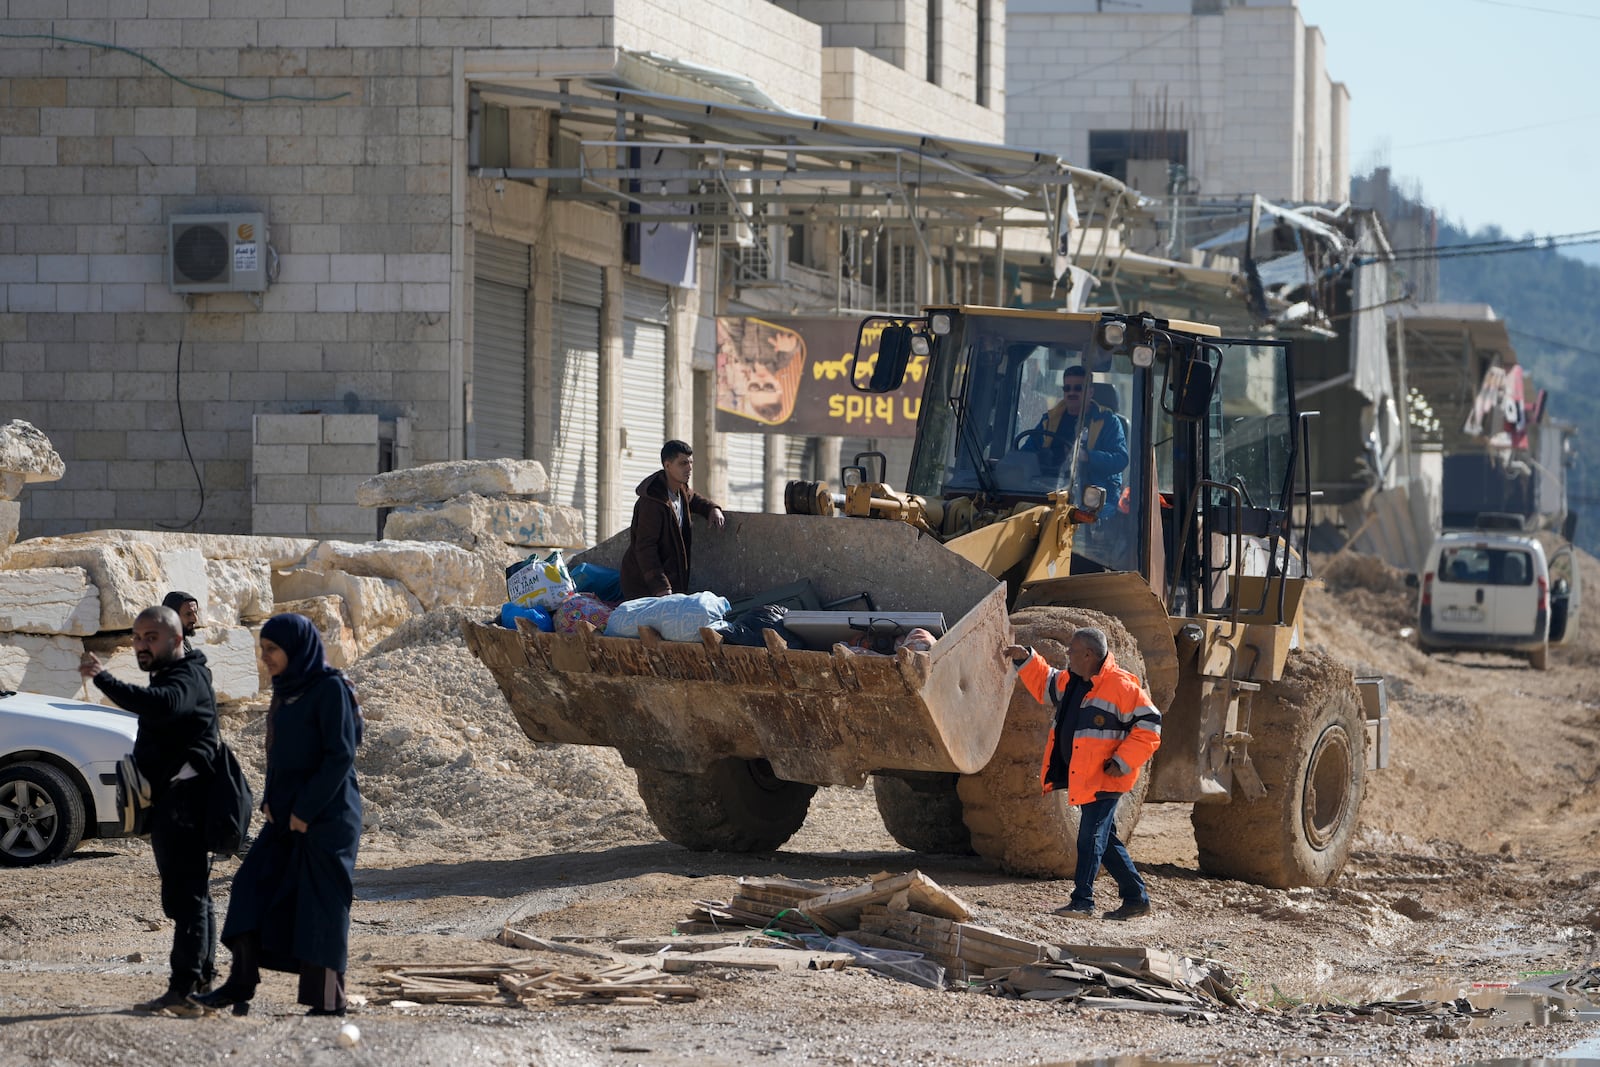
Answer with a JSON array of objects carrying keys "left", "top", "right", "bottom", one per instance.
[
  {"left": 0, "top": 567, "right": 99, "bottom": 636},
  {"left": 5, "top": 530, "right": 317, "bottom": 569},
  {"left": 205, "top": 557, "right": 274, "bottom": 625},
  {"left": 381, "top": 493, "right": 585, "bottom": 551},
  {"left": 0, "top": 632, "right": 85, "bottom": 696},
  {"left": 0, "top": 420, "right": 65, "bottom": 486},
  {"left": 0, "top": 499, "right": 20, "bottom": 555},
  {"left": 2, "top": 540, "right": 206, "bottom": 631},
  {"left": 356, "top": 458, "right": 548, "bottom": 508},
  {"left": 277, "top": 594, "right": 358, "bottom": 668},
  {"left": 270, "top": 568, "right": 421, "bottom": 650},
  {"left": 199, "top": 625, "right": 264, "bottom": 703},
  {"left": 304, "top": 539, "right": 501, "bottom": 609}
]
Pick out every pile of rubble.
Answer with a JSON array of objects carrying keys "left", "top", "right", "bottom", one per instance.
[{"left": 0, "top": 420, "right": 581, "bottom": 704}]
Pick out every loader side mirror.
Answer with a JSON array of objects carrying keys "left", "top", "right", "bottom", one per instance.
[
  {"left": 1171, "top": 358, "right": 1214, "bottom": 420},
  {"left": 864, "top": 324, "right": 914, "bottom": 392}
]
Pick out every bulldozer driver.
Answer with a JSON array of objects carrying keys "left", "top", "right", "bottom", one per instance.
[{"left": 1022, "top": 364, "right": 1128, "bottom": 502}]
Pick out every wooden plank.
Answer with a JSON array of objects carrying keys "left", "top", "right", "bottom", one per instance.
[
  {"left": 500, "top": 927, "right": 617, "bottom": 960},
  {"left": 797, "top": 871, "right": 972, "bottom": 927},
  {"left": 657, "top": 946, "right": 856, "bottom": 973},
  {"left": 1079, "top": 996, "right": 1215, "bottom": 1019},
  {"left": 1059, "top": 943, "right": 1198, "bottom": 985}
]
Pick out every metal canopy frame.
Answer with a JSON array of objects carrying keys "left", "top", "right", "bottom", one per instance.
[{"left": 467, "top": 78, "right": 1147, "bottom": 271}]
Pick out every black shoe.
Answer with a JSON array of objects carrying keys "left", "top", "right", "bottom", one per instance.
[
  {"left": 136, "top": 989, "right": 204, "bottom": 1017},
  {"left": 1052, "top": 902, "right": 1096, "bottom": 917},
  {"left": 306, "top": 1006, "right": 346, "bottom": 1017},
  {"left": 1103, "top": 900, "right": 1151, "bottom": 921},
  {"left": 190, "top": 982, "right": 254, "bottom": 1016}
]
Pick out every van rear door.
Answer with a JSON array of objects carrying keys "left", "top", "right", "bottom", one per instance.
[
  {"left": 1431, "top": 543, "right": 1495, "bottom": 636},
  {"left": 1490, "top": 545, "right": 1541, "bottom": 638}
]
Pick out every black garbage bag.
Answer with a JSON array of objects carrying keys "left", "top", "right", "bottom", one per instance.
[{"left": 722, "top": 603, "right": 808, "bottom": 651}]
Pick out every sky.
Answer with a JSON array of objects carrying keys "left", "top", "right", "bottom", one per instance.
[{"left": 1296, "top": 0, "right": 1596, "bottom": 245}]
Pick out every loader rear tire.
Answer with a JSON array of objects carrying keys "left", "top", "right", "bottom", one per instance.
[
  {"left": 873, "top": 773, "right": 974, "bottom": 855},
  {"left": 957, "top": 607, "right": 1148, "bottom": 878},
  {"left": 634, "top": 758, "right": 816, "bottom": 853},
  {"left": 1191, "top": 649, "right": 1366, "bottom": 888}
]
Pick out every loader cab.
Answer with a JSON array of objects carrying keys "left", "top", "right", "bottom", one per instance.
[{"left": 860, "top": 307, "right": 1303, "bottom": 622}]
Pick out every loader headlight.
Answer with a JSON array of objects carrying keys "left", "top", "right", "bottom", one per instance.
[
  {"left": 1098, "top": 320, "right": 1127, "bottom": 348},
  {"left": 1131, "top": 343, "right": 1155, "bottom": 368},
  {"left": 911, "top": 334, "right": 930, "bottom": 356},
  {"left": 929, "top": 312, "right": 953, "bottom": 336},
  {"left": 1081, "top": 485, "right": 1106, "bottom": 512}
]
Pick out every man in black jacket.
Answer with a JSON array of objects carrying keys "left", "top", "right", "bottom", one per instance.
[
  {"left": 619, "top": 440, "right": 725, "bottom": 602},
  {"left": 79, "top": 605, "right": 220, "bottom": 1015}
]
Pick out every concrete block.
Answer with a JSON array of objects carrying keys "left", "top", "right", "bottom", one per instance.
[
  {"left": 383, "top": 494, "right": 586, "bottom": 550},
  {"left": 0, "top": 632, "right": 86, "bottom": 697},
  {"left": 251, "top": 443, "right": 310, "bottom": 476},
  {"left": 252, "top": 503, "right": 310, "bottom": 536},
  {"left": 321, "top": 414, "right": 379, "bottom": 445},
  {"left": 275, "top": 593, "right": 358, "bottom": 667},
  {"left": 0, "top": 539, "right": 198, "bottom": 631},
  {"left": 0, "top": 566, "right": 99, "bottom": 635},
  {"left": 305, "top": 538, "right": 501, "bottom": 609},
  {"left": 0, "top": 500, "right": 18, "bottom": 555},
  {"left": 356, "top": 458, "right": 548, "bottom": 507},
  {"left": 198, "top": 623, "right": 264, "bottom": 703},
  {"left": 0, "top": 419, "right": 66, "bottom": 483},
  {"left": 307, "top": 444, "right": 379, "bottom": 476},
  {"left": 203, "top": 555, "right": 273, "bottom": 624},
  {"left": 271, "top": 567, "right": 419, "bottom": 650}
]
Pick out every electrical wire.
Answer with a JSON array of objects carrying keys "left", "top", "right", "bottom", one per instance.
[
  {"left": 1506, "top": 327, "right": 1600, "bottom": 359},
  {"left": 157, "top": 335, "right": 206, "bottom": 530},
  {"left": 0, "top": 31, "right": 352, "bottom": 102},
  {"left": 1469, "top": 0, "right": 1600, "bottom": 19}
]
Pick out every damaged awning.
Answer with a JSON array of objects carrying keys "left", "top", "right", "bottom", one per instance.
[{"left": 466, "top": 68, "right": 1148, "bottom": 268}]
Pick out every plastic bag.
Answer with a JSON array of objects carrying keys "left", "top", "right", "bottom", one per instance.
[
  {"left": 506, "top": 549, "right": 575, "bottom": 610},
  {"left": 553, "top": 592, "right": 613, "bottom": 634},
  {"left": 722, "top": 603, "right": 807, "bottom": 651},
  {"left": 499, "top": 600, "right": 554, "bottom": 632},
  {"left": 570, "top": 561, "right": 623, "bottom": 603},
  {"left": 604, "top": 591, "right": 731, "bottom": 643}
]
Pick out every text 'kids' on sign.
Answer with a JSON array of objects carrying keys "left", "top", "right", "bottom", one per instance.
[{"left": 715, "top": 316, "right": 925, "bottom": 436}]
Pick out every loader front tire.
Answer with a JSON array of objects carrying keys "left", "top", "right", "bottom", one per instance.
[
  {"left": 634, "top": 758, "right": 816, "bottom": 853},
  {"left": 957, "top": 607, "right": 1148, "bottom": 878},
  {"left": 1191, "top": 649, "right": 1366, "bottom": 888},
  {"left": 873, "top": 773, "right": 974, "bottom": 855}
]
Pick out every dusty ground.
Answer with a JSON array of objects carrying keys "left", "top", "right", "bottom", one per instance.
[{"left": 4, "top": 549, "right": 1600, "bottom": 1066}]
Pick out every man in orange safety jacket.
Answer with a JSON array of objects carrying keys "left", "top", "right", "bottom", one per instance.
[{"left": 1004, "top": 626, "right": 1162, "bottom": 920}]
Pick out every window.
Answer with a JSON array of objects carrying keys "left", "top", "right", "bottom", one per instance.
[
  {"left": 927, "top": 0, "right": 942, "bottom": 85},
  {"left": 1087, "top": 129, "right": 1189, "bottom": 186},
  {"left": 976, "top": 0, "right": 990, "bottom": 106}
]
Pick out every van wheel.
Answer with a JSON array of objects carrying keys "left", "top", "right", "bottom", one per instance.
[
  {"left": 0, "top": 762, "right": 87, "bottom": 867},
  {"left": 1529, "top": 643, "right": 1549, "bottom": 671},
  {"left": 873, "top": 773, "right": 973, "bottom": 855},
  {"left": 634, "top": 759, "right": 816, "bottom": 853},
  {"left": 1192, "top": 650, "right": 1365, "bottom": 888},
  {"left": 957, "top": 607, "right": 1148, "bottom": 878}
]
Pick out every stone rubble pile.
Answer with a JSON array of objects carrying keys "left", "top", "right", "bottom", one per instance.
[{"left": 0, "top": 427, "right": 580, "bottom": 705}]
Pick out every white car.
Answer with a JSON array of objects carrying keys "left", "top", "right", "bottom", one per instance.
[
  {"left": 0, "top": 689, "right": 139, "bottom": 866},
  {"left": 1417, "top": 531, "right": 1574, "bottom": 670}
]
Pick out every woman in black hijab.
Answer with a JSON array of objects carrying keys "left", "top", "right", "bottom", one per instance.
[{"left": 193, "top": 612, "right": 363, "bottom": 1017}]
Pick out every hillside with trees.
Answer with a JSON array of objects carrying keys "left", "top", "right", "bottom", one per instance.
[{"left": 1355, "top": 171, "right": 1598, "bottom": 556}]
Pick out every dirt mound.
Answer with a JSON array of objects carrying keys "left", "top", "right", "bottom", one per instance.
[
  {"left": 225, "top": 608, "right": 656, "bottom": 864},
  {"left": 1314, "top": 551, "right": 1417, "bottom": 640}
]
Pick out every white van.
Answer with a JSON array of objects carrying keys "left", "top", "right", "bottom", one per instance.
[{"left": 1418, "top": 531, "right": 1560, "bottom": 669}]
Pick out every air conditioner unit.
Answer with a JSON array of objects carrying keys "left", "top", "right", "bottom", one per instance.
[{"left": 167, "top": 213, "right": 268, "bottom": 293}]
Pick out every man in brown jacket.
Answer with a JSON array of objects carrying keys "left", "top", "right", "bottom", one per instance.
[{"left": 619, "top": 440, "right": 726, "bottom": 602}]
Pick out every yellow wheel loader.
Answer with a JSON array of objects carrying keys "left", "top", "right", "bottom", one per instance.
[{"left": 465, "top": 307, "right": 1389, "bottom": 889}]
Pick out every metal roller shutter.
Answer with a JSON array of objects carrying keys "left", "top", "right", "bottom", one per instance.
[
  {"left": 551, "top": 258, "right": 604, "bottom": 546},
  {"left": 722, "top": 431, "right": 767, "bottom": 512},
  {"left": 620, "top": 279, "right": 670, "bottom": 494},
  {"left": 470, "top": 234, "right": 530, "bottom": 459}
]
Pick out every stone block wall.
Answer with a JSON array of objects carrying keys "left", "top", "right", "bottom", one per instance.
[
  {"left": 252, "top": 412, "right": 407, "bottom": 542},
  {"left": 1005, "top": 3, "right": 1343, "bottom": 203}
]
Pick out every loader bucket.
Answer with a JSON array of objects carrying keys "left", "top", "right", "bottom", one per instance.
[{"left": 464, "top": 512, "right": 1014, "bottom": 787}]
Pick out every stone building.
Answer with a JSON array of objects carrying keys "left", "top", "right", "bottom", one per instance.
[
  {"left": 1007, "top": 0, "right": 1349, "bottom": 204},
  {"left": 1, "top": 0, "right": 1129, "bottom": 546}
]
